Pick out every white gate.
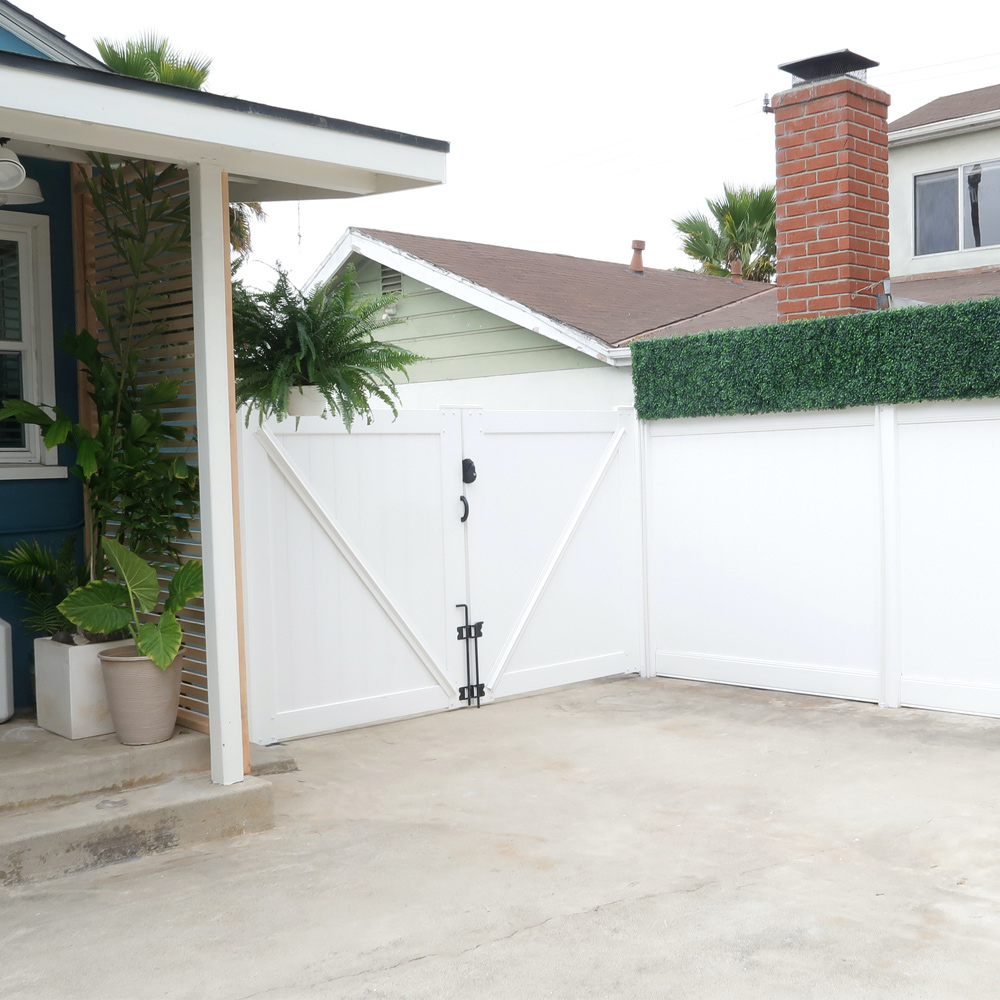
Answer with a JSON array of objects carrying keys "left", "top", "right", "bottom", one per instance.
[{"left": 241, "top": 407, "right": 641, "bottom": 743}]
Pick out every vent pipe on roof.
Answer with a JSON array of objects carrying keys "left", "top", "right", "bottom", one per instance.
[
  {"left": 629, "top": 240, "right": 645, "bottom": 274},
  {"left": 730, "top": 259, "right": 743, "bottom": 284}
]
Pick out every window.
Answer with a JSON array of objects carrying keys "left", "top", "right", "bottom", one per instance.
[
  {"left": 914, "top": 158, "right": 1000, "bottom": 256},
  {"left": 0, "top": 211, "right": 57, "bottom": 474},
  {"left": 915, "top": 170, "right": 958, "bottom": 255}
]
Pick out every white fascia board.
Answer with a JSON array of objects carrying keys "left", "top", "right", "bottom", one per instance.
[
  {"left": 0, "top": 64, "right": 446, "bottom": 199},
  {"left": 889, "top": 110, "right": 1000, "bottom": 148},
  {"left": 309, "top": 230, "right": 628, "bottom": 367}
]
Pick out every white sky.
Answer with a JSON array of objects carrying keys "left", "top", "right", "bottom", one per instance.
[{"left": 22, "top": 0, "right": 1000, "bottom": 288}]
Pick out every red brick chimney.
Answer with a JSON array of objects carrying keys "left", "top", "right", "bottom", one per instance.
[{"left": 772, "top": 51, "right": 889, "bottom": 320}]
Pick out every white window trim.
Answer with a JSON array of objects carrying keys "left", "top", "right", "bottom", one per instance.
[
  {"left": 913, "top": 158, "right": 1000, "bottom": 257},
  {"left": 0, "top": 209, "right": 61, "bottom": 477}
]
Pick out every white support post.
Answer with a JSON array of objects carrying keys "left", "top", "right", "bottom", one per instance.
[{"left": 189, "top": 161, "right": 244, "bottom": 785}]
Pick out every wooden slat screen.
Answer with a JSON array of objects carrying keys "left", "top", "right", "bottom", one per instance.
[{"left": 73, "top": 163, "right": 208, "bottom": 733}]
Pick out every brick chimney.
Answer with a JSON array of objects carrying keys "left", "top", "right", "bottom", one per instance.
[{"left": 772, "top": 50, "right": 889, "bottom": 320}]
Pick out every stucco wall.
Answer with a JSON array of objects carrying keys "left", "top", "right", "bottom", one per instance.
[{"left": 890, "top": 126, "right": 1000, "bottom": 276}]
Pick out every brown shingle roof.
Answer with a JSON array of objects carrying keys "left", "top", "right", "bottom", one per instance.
[
  {"left": 890, "top": 268, "right": 1000, "bottom": 304},
  {"left": 633, "top": 286, "right": 779, "bottom": 340},
  {"left": 357, "top": 229, "right": 769, "bottom": 348},
  {"left": 890, "top": 83, "right": 1000, "bottom": 132}
]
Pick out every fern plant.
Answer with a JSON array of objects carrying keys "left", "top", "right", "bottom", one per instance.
[{"left": 232, "top": 264, "right": 420, "bottom": 428}]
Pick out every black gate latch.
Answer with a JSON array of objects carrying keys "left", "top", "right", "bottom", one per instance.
[{"left": 455, "top": 604, "right": 484, "bottom": 706}]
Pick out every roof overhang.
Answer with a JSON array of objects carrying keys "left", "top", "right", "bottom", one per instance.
[
  {"left": 889, "top": 108, "right": 1000, "bottom": 147},
  {"left": 0, "top": 51, "right": 448, "bottom": 201},
  {"left": 310, "top": 229, "right": 631, "bottom": 367}
]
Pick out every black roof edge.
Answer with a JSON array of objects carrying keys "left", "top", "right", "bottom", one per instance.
[{"left": 0, "top": 49, "right": 450, "bottom": 154}]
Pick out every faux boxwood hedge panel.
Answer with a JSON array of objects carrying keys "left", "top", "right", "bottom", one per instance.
[{"left": 631, "top": 299, "right": 1000, "bottom": 420}]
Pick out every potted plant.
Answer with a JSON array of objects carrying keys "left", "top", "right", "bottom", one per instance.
[
  {"left": 58, "top": 538, "right": 203, "bottom": 745},
  {"left": 232, "top": 263, "right": 420, "bottom": 426}
]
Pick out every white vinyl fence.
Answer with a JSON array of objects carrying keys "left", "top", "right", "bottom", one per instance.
[
  {"left": 644, "top": 398, "right": 1000, "bottom": 718},
  {"left": 241, "top": 398, "right": 1000, "bottom": 742}
]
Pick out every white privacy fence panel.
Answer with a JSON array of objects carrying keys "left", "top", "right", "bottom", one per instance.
[
  {"left": 895, "top": 401, "right": 1000, "bottom": 717},
  {"left": 645, "top": 410, "right": 883, "bottom": 702},
  {"left": 645, "top": 399, "right": 1000, "bottom": 718}
]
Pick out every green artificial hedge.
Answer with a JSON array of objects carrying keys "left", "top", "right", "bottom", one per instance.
[{"left": 631, "top": 298, "right": 1000, "bottom": 420}]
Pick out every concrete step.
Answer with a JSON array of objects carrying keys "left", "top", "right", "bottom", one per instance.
[
  {"left": 0, "top": 772, "right": 275, "bottom": 886},
  {"left": 1, "top": 722, "right": 211, "bottom": 812}
]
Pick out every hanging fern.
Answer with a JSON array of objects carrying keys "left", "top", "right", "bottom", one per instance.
[{"left": 232, "top": 264, "right": 420, "bottom": 428}]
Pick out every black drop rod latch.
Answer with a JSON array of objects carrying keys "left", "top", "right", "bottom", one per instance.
[{"left": 455, "top": 603, "right": 485, "bottom": 707}]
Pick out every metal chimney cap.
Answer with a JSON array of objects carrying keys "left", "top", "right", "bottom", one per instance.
[{"left": 778, "top": 49, "right": 879, "bottom": 86}]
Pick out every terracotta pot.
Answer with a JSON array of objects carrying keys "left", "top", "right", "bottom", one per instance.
[
  {"left": 287, "top": 386, "right": 327, "bottom": 417},
  {"left": 98, "top": 644, "right": 185, "bottom": 745}
]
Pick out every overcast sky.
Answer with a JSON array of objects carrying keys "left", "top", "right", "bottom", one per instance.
[{"left": 23, "top": 1, "right": 1000, "bottom": 287}]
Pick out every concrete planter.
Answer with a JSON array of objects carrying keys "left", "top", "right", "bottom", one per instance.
[
  {"left": 34, "top": 637, "right": 120, "bottom": 740},
  {"left": 99, "top": 644, "right": 184, "bottom": 745}
]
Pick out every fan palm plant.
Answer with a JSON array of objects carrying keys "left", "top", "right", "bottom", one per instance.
[
  {"left": 0, "top": 537, "right": 89, "bottom": 638},
  {"left": 673, "top": 184, "right": 777, "bottom": 282},
  {"left": 233, "top": 264, "right": 420, "bottom": 427},
  {"left": 95, "top": 32, "right": 263, "bottom": 255}
]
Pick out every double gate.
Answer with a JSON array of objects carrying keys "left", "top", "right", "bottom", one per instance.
[{"left": 241, "top": 408, "right": 642, "bottom": 743}]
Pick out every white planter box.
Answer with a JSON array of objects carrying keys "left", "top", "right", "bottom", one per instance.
[{"left": 34, "top": 637, "right": 120, "bottom": 740}]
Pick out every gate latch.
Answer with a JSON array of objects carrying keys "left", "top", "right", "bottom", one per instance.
[{"left": 455, "top": 604, "right": 484, "bottom": 707}]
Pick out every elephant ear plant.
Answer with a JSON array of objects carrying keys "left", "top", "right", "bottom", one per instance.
[{"left": 59, "top": 538, "right": 203, "bottom": 670}]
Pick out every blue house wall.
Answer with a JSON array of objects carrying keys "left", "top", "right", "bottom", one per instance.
[
  {"left": 1, "top": 157, "right": 84, "bottom": 707},
  {"left": 0, "top": 26, "right": 83, "bottom": 707},
  {"left": 0, "top": 25, "right": 49, "bottom": 58}
]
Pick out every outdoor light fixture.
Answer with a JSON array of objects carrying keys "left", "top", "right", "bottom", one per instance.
[
  {"left": 0, "top": 176, "right": 43, "bottom": 207},
  {"left": 0, "top": 138, "right": 26, "bottom": 191}
]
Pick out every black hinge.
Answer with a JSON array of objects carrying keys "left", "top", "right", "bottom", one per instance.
[{"left": 455, "top": 604, "right": 484, "bottom": 707}]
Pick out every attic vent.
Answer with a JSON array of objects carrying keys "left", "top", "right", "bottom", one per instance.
[
  {"left": 778, "top": 49, "right": 878, "bottom": 86},
  {"left": 380, "top": 266, "right": 402, "bottom": 296}
]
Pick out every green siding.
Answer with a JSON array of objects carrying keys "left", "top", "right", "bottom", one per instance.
[{"left": 351, "top": 256, "right": 605, "bottom": 382}]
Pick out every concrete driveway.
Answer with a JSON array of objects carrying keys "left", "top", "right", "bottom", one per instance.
[{"left": 3, "top": 675, "right": 1000, "bottom": 999}]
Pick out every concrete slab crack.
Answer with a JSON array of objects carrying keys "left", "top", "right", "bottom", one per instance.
[{"left": 231, "top": 884, "right": 716, "bottom": 998}]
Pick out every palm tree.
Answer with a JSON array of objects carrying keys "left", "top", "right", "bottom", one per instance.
[
  {"left": 673, "top": 184, "right": 776, "bottom": 282},
  {"left": 95, "top": 32, "right": 264, "bottom": 255}
]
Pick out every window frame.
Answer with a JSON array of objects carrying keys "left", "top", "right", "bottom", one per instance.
[
  {"left": 0, "top": 209, "right": 60, "bottom": 478},
  {"left": 913, "top": 157, "right": 1000, "bottom": 258}
]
